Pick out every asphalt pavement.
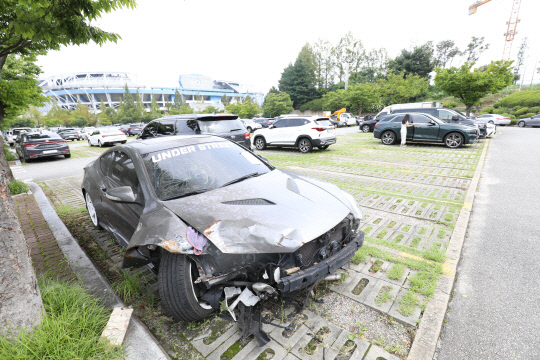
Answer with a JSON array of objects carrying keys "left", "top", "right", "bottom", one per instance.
[
  {"left": 11, "top": 155, "right": 96, "bottom": 183},
  {"left": 437, "top": 127, "right": 540, "bottom": 359}
]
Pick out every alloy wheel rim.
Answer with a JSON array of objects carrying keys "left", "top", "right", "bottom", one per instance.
[
  {"left": 85, "top": 193, "right": 98, "bottom": 227},
  {"left": 299, "top": 140, "right": 310, "bottom": 152},
  {"left": 446, "top": 134, "right": 462, "bottom": 148},
  {"left": 519, "top": 122, "right": 524, "bottom": 127},
  {"left": 382, "top": 133, "right": 394, "bottom": 144},
  {"left": 362, "top": 125, "right": 370, "bottom": 132},
  {"left": 255, "top": 139, "right": 263, "bottom": 149}
]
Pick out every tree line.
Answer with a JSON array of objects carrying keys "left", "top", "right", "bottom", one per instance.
[{"left": 267, "top": 33, "right": 514, "bottom": 116}]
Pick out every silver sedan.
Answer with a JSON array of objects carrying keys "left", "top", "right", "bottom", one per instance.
[
  {"left": 476, "top": 114, "right": 511, "bottom": 125},
  {"left": 517, "top": 114, "right": 540, "bottom": 128}
]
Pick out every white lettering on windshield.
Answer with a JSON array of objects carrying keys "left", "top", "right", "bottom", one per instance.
[{"left": 152, "top": 142, "right": 234, "bottom": 162}]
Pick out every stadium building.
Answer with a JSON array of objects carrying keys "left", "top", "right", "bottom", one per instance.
[{"left": 38, "top": 72, "right": 264, "bottom": 113}]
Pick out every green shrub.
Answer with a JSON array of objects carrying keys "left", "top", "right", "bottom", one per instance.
[
  {"left": 499, "top": 90, "right": 540, "bottom": 108},
  {"left": 480, "top": 106, "right": 494, "bottom": 114},
  {"left": 442, "top": 101, "right": 458, "bottom": 109},
  {"left": 299, "top": 98, "right": 324, "bottom": 112},
  {"left": 514, "top": 107, "right": 529, "bottom": 116},
  {"left": 493, "top": 101, "right": 502, "bottom": 108},
  {"left": 471, "top": 108, "right": 477, "bottom": 113},
  {"left": 529, "top": 106, "right": 540, "bottom": 114},
  {"left": 519, "top": 113, "right": 535, "bottom": 119},
  {"left": 8, "top": 179, "right": 29, "bottom": 195}
]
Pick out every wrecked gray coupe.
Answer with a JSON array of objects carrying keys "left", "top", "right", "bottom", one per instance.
[{"left": 82, "top": 135, "right": 364, "bottom": 339}]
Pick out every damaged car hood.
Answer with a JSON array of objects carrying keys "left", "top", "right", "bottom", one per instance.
[{"left": 163, "top": 169, "right": 353, "bottom": 254}]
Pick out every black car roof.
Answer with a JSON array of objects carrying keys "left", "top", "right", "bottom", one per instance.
[
  {"left": 152, "top": 114, "right": 239, "bottom": 121},
  {"left": 127, "top": 134, "right": 228, "bottom": 155}
]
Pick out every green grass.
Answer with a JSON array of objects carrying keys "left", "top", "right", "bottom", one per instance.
[
  {"left": 8, "top": 179, "right": 29, "bottom": 195},
  {"left": 398, "top": 290, "right": 420, "bottom": 316},
  {"left": 113, "top": 271, "right": 146, "bottom": 302},
  {"left": 418, "top": 227, "right": 427, "bottom": 235},
  {"left": 375, "top": 285, "right": 394, "bottom": 306},
  {"left": 402, "top": 225, "right": 412, "bottom": 232},
  {"left": 54, "top": 205, "right": 87, "bottom": 218},
  {"left": 376, "top": 229, "right": 388, "bottom": 239},
  {"left": 387, "top": 221, "right": 397, "bottom": 228},
  {"left": 0, "top": 278, "right": 124, "bottom": 359},
  {"left": 393, "top": 233, "right": 404, "bottom": 243},
  {"left": 410, "top": 237, "right": 421, "bottom": 248},
  {"left": 386, "top": 264, "right": 405, "bottom": 280},
  {"left": 4, "top": 144, "right": 16, "bottom": 161}
]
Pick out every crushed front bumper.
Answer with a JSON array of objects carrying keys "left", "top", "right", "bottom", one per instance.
[{"left": 278, "top": 231, "right": 364, "bottom": 293}]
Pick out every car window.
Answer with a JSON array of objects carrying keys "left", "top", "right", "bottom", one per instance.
[
  {"left": 26, "top": 132, "right": 62, "bottom": 140},
  {"left": 272, "top": 120, "right": 287, "bottom": 128},
  {"left": 315, "top": 119, "right": 332, "bottom": 126},
  {"left": 198, "top": 119, "right": 244, "bottom": 133},
  {"left": 438, "top": 109, "right": 456, "bottom": 120},
  {"left": 390, "top": 115, "right": 405, "bottom": 122},
  {"left": 287, "top": 119, "right": 309, "bottom": 127},
  {"left": 412, "top": 114, "right": 431, "bottom": 124},
  {"left": 174, "top": 120, "right": 199, "bottom": 134},
  {"left": 533, "top": 115, "right": 540, "bottom": 118},
  {"left": 110, "top": 151, "right": 139, "bottom": 193},
  {"left": 100, "top": 152, "right": 115, "bottom": 176},
  {"left": 155, "top": 120, "right": 176, "bottom": 135},
  {"left": 141, "top": 122, "right": 159, "bottom": 138},
  {"left": 143, "top": 141, "right": 272, "bottom": 200}
]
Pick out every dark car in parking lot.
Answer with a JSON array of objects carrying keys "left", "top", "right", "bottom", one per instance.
[
  {"left": 374, "top": 113, "right": 479, "bottom": 148},
  {"left": 82, "top": 134, "right": 363, "bottom": 325},
  {"left": 138, "top": 114, "right": 251, "bottom": 148},
  {"left": 253, "top": 118, "right": 275, "bottom": 128},
  {"left": 120, "top": 124, "right": 144, "bottom": 136},
  {"left": 57, "top": 128, "right": 81, "bottom": 141},
  {"left": 358, "top": 114, "right": 398, "bottom": 132},
  {"left": 15, "top": 130, "right": 70, "bottom": 161}
]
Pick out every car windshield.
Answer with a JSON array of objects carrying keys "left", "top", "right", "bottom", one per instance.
[
  {"left": 143, "top": 141, "right": 272, "bottom": 200},
  {"left": 198, "top": 119, "right": 244, "bottom": 133}
]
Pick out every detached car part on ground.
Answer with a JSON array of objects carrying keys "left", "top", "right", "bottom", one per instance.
[
  {"left": 374, "top": 113, "right": 479, "bottom": 148},
  {"left": 82, "top": 135, "right": 363, "bottom": 344}
]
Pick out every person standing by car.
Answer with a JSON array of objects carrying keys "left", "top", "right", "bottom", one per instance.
[{"left": 401, "top": 114, "right": 414, "bottom": 147}]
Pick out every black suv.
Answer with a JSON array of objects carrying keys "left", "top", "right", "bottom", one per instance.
[
  {"left": 390, "top": 107, "right": 486, "bottom": 138},
  {"left": 137, "top": 114, "right": 251, "bottom": 148}
]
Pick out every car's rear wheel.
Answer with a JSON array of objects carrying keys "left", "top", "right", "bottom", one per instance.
[
  {"left": 254, "top": 136, "right": 266, "bottom": 150},
  {"left": 85, "top": 191, "right": 102, "bottom": 230},
  {"left": 518, "top": 121, "right": 526, "bottom": 127},
  {"left": 361, "top": 125, "right": 370, "bottom": 132},
  {"left": 489, "top": 120, "right": 494, "bottom": 124},
  {"left": 64, "top": 154, "right": 71, "bottom": 159},
  {"left": 444, "top": 132, "right": 464, "bottom": 148},
  {"left": 298, "top": 137, "right": 313, "bottom": 153},
  {"left": 158, "top": 252, "right": 214, "bottom": 322},
  {"left": 381, "top": 131, "right": 396, "bottom": 145}
]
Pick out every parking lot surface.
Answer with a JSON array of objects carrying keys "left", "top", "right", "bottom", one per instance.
[
  {"left": 437, "top": 127, "right": 540, "bottom": 359},
  {"left": 19, "top": 128, "right": 488, "bottom": 359}
]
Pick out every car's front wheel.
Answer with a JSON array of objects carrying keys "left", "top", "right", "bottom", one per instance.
[
  {"left": 489, "top": 120, "right": 494, "bottom": 124},
  {"left": 88, "top": 140, "right": 92, "bottom": 146},
  {"left": 98, "top": 140, "right": 104, "bottom": 147},
  {"left": 254, "top": 136, "right": 266, "bottom": 150},
  {"left": 298, "top": 137, "right": 313, "bottom": 153},
  {"left": 361, "top": 125, "right": 370, "bottom": 132},
  {"left": 444, "top": 132, "right": 464, "bottom": 148},
  {"left": 159, "top": 252, "right": 214, "bottom": 322},
  {"left": 381, "top": 131, "right": 396, "bottom": 145},
  {"left": 518, "top": 121, "right": 526, "bottom": 128},
  {"left": 85, "top": 191, "right": 102, "bottom": 230}
]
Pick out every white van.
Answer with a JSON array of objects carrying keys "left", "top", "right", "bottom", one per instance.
[{"left": 375, "top": 102, "right": 443, "bottom": 119}]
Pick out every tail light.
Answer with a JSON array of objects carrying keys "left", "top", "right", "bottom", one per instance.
[
  {"left": 496, "top": 117, "right": 503, "bottom": 120},
  {"left": 24, "top": 143, "right": 40, "bottom": 148},
  {"left": 244, "top": 132, "right": 250, "bottom": 139},
  {"left": 311, "top": 127, "right": 326, "bottom": 132},
  {"left": 375, "top": 124, "right": 380, "bottom": 128}
]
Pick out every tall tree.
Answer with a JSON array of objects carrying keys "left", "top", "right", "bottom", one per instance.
[
  {"left": 173, "top": 89, "right": 184, "bottom": 109},
  {"left": 278, "top": 48, "right": 317, "bottom": 108},
  {"left": 220, "top": 94, "right": 230, "bottom": 106},
  {"left": 262, "top": 92, "right": 294, "bottom": 117},
  {"left": 435, "top": 61, "right": 513, "bottom": 115},
  {"left": 313, "top": 39, "right": 335, "bottom": 89},
  {"left": 0, "top": 0, "right": 135, "bottom": 337},
  {"left": 462, "top": 36, "right": 490, "bottom": 64},
  {"left": 334, "top": 32, "right": 365, "bottom": 86},
  {"left": 435, "top": 40, "right": 461, "bottom": 68},
  {"left": 513, "top": 37, "right": 528, "bottom": 84},
  {"left": 389, "top": 42, "right": 435, "bottom": 78}
]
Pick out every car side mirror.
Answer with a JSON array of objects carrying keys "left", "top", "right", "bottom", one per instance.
[
  {"left": 105, "top": 186, "right": 137, "bottom": 203},
  {"left": 451, "top": 115, "right": 459, "bottom": 121}
]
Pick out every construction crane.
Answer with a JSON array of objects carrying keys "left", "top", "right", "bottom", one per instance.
[{"left": 468, "top": 0, "right": 523, "bottom": 60}]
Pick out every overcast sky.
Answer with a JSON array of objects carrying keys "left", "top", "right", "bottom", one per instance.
[{"left": 37, "top": 0, "right": 540, "bottom": 93}]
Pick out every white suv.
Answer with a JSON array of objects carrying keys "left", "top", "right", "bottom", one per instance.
[{"left": 253, "top": 116, "right": 336, "bottom": 153}]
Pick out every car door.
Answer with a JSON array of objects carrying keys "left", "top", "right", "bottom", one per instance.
[
  {"left": 89, "top": 130, "right": 101, "bottom": 145},
  {"left": 531, "top": 115, "right": 540, "bottom": 125},
  {"left": 412, "top": 114, "right": 439, "bottom": 141},
  {"left": 100, "top": 150, "right": 144, "bottom": 246},
  {"left": 286, "top": 118, "right": 308, "bottom": 144},
  {"left": 266, "top": 119, "right": 287, "bottom": 144}
]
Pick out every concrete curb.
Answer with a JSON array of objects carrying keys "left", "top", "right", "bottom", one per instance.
[
  {"left": 408, "top": 140, "right": 491, "bottom": 360},
  {"left": 29, "top": 182, "right": 170, "bottom": 360}
]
